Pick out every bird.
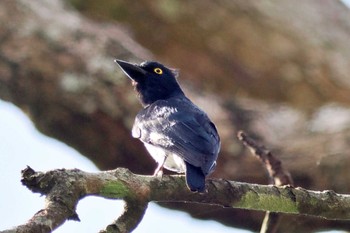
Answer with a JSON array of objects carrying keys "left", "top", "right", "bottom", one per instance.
[{"left": 115, "top": 59, "right": 220, "bottom": 192}]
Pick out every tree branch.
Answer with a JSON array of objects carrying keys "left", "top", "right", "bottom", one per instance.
[
  {"left": 2, "top": 166, "right": 350, "bottom": 233},
  {"left": 100, "top": 198, "right": 148, "bottom": 233},
  {"left": 238, "top": 131, "right": 294, "bottom": 233},
  {"left": 237, "top": 131, "right": 293, "bottom": 186}
]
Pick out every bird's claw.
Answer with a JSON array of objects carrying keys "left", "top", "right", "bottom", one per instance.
[{"left": 153, "top": 167, "right": 163, "bottom": 177}]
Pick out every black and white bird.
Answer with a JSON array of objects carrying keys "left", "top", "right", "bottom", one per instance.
[{"left": 115, "top": 59, "right": 220, "bottom": 192}]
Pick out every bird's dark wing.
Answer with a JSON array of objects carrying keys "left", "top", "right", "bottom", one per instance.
[{"left": 132, "top": 97, "right": 220, "bottom": 174}]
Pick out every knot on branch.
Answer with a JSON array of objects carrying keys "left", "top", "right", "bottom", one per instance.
[{"left": 21, "top": 166, "right": 54, "bottom": 194}]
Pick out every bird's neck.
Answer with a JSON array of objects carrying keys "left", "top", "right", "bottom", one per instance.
[{"left": 140, "top": 89, "right": 185, "bottom": 107}]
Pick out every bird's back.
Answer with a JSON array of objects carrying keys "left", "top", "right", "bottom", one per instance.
[{"left": 132, "top": 95, "right": 220, "bottom": 175}]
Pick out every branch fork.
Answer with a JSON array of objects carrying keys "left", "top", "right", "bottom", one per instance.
[{"left": 1, "top": 163, "right": 350, "bottom": 233}]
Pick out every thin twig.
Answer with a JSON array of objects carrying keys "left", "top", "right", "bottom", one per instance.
[
  {"left": 237, "top": 131, "right": 294, "bottom": 233},
  {"left": 237, "top": 131, "right": 293, "bottom": 186}
]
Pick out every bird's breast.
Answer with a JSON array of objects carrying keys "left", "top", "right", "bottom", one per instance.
[{"left": 143, "top": 143, "right": 186, "bottom": 173}]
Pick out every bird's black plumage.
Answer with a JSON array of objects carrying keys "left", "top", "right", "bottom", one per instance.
[{"left": 115, "top": 59, "right": 220, "bottom": 192}]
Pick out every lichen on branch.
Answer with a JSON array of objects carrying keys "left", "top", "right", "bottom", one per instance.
[{"left": 2, "top": 166, "right": 350, "bottom": 233}]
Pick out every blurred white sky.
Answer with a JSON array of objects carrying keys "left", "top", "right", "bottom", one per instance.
[
  {"left": 0, "top": 99, "right": 249, "bottom": 232},
  {"left": 342, "top": 0, "right": 350, "bottom": 7}
]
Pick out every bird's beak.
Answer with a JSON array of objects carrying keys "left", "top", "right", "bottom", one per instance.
[{"left": 114, "top": 59, "right": 147, "bottom": 82}]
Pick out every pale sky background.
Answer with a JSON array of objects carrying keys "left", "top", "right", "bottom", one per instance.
[{"left": 2, "top": 1, "right": 350, "bottom": 232}]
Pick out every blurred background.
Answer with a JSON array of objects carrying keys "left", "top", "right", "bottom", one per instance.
[{"left": 1, "top": 0, "right": 350, "bottom": 232}]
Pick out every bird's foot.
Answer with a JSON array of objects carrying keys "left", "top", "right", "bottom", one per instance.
[{"left": 153, "top": 168, "right": 163, "bottom": 177}]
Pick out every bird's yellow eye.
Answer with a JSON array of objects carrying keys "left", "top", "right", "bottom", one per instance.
[{"left": 154, "top": 68, "right": 163, "bottom": 75}]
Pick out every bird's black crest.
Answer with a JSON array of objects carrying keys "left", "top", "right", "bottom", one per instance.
[
  {"left": 140, "top": 61, "right": 179, "bottom": 78},
  {"left": 117, "top": 60, "right": 184, "bottom": 106}
]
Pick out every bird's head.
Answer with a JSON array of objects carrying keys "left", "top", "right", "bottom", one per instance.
[{"left": 115, "top": 59, "right": 184, "bottom": 106}]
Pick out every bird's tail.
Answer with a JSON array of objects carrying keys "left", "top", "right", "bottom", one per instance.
[{"left": 185, "top": 162, "right": 206, "bottom": 192}]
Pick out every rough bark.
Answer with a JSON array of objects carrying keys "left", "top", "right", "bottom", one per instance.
[
  {"left": 1, "top": 0, "right": 350, "bottom": 232},
  {"left": 2, "top": 166, "right": 350, "bottom": 233}
]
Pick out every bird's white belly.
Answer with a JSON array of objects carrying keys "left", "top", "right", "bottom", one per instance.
[{"left": 144, "top": 143, "right": 186, "bottom": 173}]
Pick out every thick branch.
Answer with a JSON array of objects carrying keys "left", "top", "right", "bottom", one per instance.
[{"left": 3, "top": 166, "right": 350, "bottom": 233}]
